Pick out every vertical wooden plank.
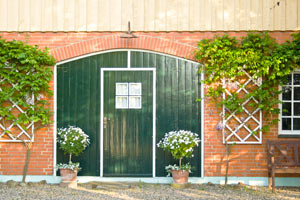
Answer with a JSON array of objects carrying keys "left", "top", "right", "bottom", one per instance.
[
  {"left": 274, "top": 0, "right": 286, "bottom": 30},
  {"left": 170, "top": 58, "right": 178, "bottom": 130},
  {"left": 298, "top": 0, "right": 300, "bottom": 29},
  {"left": 199, "top": 0, "right": 206, "bottom": 30},
  {"left": 110, "top": 0, "right": 122, "bottom": 31},
  {"left": 18, "top": 0, "right": 30, "bottom": 31},
  {"left": 7, "top": 0, "right": 18, "bottom": 31},
  {"left": 84, "top": 58, "right": 91, "bottom": 174},
  {"left": 88, "top": 56, "right": 98, "bottom": 174},
  {"left": 286, "top": 0, "right": 297, "bottom": 30},
  {"left": 154, "top": 0, "right": 166, "bottom": 31},
  {"left": 63, "top": 0, "right": 75, "bottom": 31},
  {"left": 121, "top": 0, "right": 133, "bottom": 31},
  {"left": 30, "top": 0, "right": 42, "bottom": 31},
  {"left": 203, "top": 0, "right": 212, "bottom": 30},
  {"left": 95, "top": 56, "right": 101, "bottom": 175},
  {"left": 262, "top": 0, "right": 273, "bottom": 30},
  {"left": 41, "top": 0, "right": 53, "bottom": 31},
  {"left": 244, "top": 0, "right": 251, "bottom": 30},
  {"left": 98, "top": 0, "right": 110, "bottom": 31},
  {"left": 86, "top": 0, "right": 98, "bottom": 31},
  {"left": 133, "top": 0, "right": 144, "bottom": 31},
  {"left": 189, "top": 0, "right": 201, "bottom": 31},
  {"left": 75, "top": 0, "right": 86, "bottom": 31},
  {"left": 177, "top": 0, "right": 189, "bottom": 31},
  {"left": 224, "top": 0, "right": 236, "bottom": 30},
  {"left": 239, "top": 0, "right": 245, "bottom": 30},
  {"left": 215, "top": 0, "right": 224, "bottom": 31},
  {"left": 234, "top": 0, "right": 240, "bottom": 30},
  {"left": 144, "top": 0, "right": 155, "bottom": 31},
  {"left": 166, "top": 0, "right": 177, "bottom": 31},
  {"left": 155, "top": 54, "right": 166, "bottom": 176},
  {"left": 178, "top": 60, "right": 186, "bottom": 129},
  {"left": 251, "top": 0, "right": 263, "bottom": 30},
  {"left": 191, "top": 63, "right": 201, "bottom": 177},
  {"left": 185, "top": 62, "right": 192, "bottom": 131},
  {"left": 0, "top": 0, "right": 8, "bottom": 31},
  {"left": 52, "top": 0, "right": 64, "bottom": 31}
]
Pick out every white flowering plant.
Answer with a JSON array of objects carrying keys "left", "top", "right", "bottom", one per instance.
[
  {"left": 157, "top": 130, "right": 200, "bottom": 171},
  {"left": 55, "top": 162, "right": 81, "bottom": 171},
  {"left": 56, "top": 126, "right": 90, "bottom": 171}
]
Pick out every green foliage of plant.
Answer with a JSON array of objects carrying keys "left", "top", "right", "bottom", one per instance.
[
  {"left": 0, "top": 37, "right": 56, "bottom": 131},
  {"left": 195, "top": 32, "right": 300, "bottom": 131},
  {"left": 157, "top": 130, "right": 200, "bottom": 170},
  {"left": 57, "top": 126, "right": 90, "bottom": 161}
]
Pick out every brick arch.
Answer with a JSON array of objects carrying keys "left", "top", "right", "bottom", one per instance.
[{"left": 51, "top": 33, "right": 197, "bottom": 62}]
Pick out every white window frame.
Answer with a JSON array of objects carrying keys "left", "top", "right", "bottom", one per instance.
[
  {"left": 279, "top": 71, "right": 300, "bottom": 136},
  {"left": 115, "top": 82, "right": 142, "bottom": 109}
]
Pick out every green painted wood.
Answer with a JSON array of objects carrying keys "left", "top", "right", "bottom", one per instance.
[
  {"left": 57, "top": 50, "right": 201, "bottom": 177},
  {"left": 131, "top": 51, "right": 202, "bottom": 177},
  {"left": 103, "top": 71, "right": 153, "bottom": 177},
  {"left": 56, "top": 51, "right": 128, "bottom": 176}
]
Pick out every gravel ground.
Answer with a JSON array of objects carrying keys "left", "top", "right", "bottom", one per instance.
[{"left": 0, "top": 181, "right": 299, "bottom": 200}]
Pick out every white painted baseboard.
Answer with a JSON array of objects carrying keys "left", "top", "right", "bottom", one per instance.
[{"left": 0, "top": 175, "right": 300, "bottom": 187}]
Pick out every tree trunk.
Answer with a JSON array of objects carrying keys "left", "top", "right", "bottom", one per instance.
[
  {"left": 179, "top": 157, "right": 182, "bottom": 169},
  {"left": 69, "top": 154, "right": 72, "bottom": 163},
  {"left": 22, "top": 144, "right": 31, "bottom": 183},
  {"left": 225, "top": 140, "right": 232, "bottom": 186}
]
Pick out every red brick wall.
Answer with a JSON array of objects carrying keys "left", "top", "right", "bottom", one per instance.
[{"left": 0, "top": 31, "right": 296, "bottom": 176}]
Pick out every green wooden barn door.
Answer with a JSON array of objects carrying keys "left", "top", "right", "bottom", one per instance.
[{"left": 103, "top": 70, "right": 153, "bottom": 177}]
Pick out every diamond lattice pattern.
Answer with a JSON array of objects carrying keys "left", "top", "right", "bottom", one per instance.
[
  {"left": 0, "top": 76, "right": 34, "bottom": 142},
  {"left": 223, "top": 70, "right": 262, "bottom": 144}
]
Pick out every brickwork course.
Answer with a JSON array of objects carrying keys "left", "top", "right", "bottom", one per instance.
[{"left": 0, "top": 31, "right": 297, "bottom": 177}]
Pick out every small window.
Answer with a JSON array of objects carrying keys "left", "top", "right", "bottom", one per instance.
[
  {"left": 115, "top": 82, "right": 142, "bottom": 109},
  {"left": 280, "top": 72, "right": 300, "bottom": 135}
]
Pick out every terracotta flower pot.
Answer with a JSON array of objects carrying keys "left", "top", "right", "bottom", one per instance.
[
  {"left": 171, "top": 170, "right": 189, "bottom": 184},
  {"left": 59, "top": 168, "right": 78, "bottom": 188}
]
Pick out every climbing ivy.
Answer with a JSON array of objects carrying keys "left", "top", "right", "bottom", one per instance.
[
  {"left": 195, "top": 32, "right": 300, "bottom": 133},
  {"left": 0, "top": 38, "right": 55, "bottom": 131}
]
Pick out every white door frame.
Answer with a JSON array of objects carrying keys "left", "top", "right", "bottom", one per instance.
[{"left": 100, "top": 68, "right": 156, "bottom": 177}]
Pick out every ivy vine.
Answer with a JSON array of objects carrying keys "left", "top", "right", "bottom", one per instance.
[
  {"left": 195, "top": 32, "right": 300, "bottom": 133},
  {"left": 0, "top": 38, "right": 55, "bottom": 132}
]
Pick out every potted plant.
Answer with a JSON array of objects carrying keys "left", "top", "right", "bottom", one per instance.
[
  {"left": 56, "top": 126, "right": 90, "bottom": 188},
  {"left": 157, "top": 130, "right": 200, "bottom": 186}
]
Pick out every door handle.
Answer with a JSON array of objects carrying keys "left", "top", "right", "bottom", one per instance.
[{"left": 103, "top": 117, "right": 110, "bottom": 128}]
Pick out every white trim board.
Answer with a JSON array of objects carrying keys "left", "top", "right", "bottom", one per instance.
[
  {"left": 100, "top": 68, "right": 156, "bottom": 177},
  {"left": 2, "top": 175, "right": 300, "bottom": 187}
]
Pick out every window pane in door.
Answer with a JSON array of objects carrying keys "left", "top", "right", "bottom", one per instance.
[
  {"left": 116, "top": 96, "right": 128, "bottom": 109},
  {"left": 116, "top": 83, "right": 128, "bottom": 95},
  {"left": 129, "top": 96, "right": 141, "bottom": 109},
  {"left": 129, "top": 83, "right": 142, "bottom": 95}
]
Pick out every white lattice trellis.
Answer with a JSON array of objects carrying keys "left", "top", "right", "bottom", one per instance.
[
  {"left": 222, "top": 69, "right": 262, "bottom": 144},
  {"left": 0, "top": 73, "right": 34, "bottom": 143}
]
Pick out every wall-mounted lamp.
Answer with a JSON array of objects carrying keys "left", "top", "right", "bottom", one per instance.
[{"left": 120, "top": 21, "right": 138, "bottom": 39}]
